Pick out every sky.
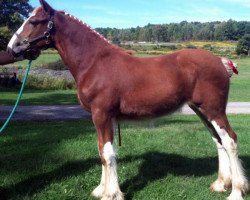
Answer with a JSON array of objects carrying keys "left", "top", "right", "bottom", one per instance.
[{"left": 30, "top": 0, "right": 250, "bottom": 28}]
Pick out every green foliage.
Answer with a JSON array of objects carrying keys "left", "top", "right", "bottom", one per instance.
[
  {"left": 185, "top": 44, "right": 197, "bottom": 49},
  {"left": 236, "top": 34, "right": 250, "bottom": 56},
  {"left": 0, "top": 89, "right": 78, "bottom": 105},
  {"left": 0, "top": 0, "right": 32, "bottom": 31},
  {"left": 0, "top": 0, "right": 33, "bottom": 50},
  {"left": 0, "top": 26, "right": 12, "bottom": 50},
  {"left": 40, "top": 59, "right": 68, "bottom": 70},
  {"left": 22, "top": 74, "right": 76, "bottom": 90},
  {"left": 97, "top": 20, "right": 250, "bottom": 43}
]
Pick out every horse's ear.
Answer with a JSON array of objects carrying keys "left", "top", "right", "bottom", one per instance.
[{"left": 39, "top": 0, "right": 54, "bottom": 15}]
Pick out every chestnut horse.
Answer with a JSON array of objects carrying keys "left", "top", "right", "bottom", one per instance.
[{"left": 7, "top": 0, "right": 248, "bottom": 199}]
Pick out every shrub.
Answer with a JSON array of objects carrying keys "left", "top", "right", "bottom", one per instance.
[
  {"left": 40, "top": 59, "right": 68, "bottom": 70},
  {"left": 18, "top": 74, "right": 76, "bottom": 90},
  {"left": 186, "top": 44, "right": 197, "bottom": 49},
  {"left": 0, "top": 26, "right": 12, "bottom": 50},
  {"left": 202, "top": 44, "right": 213, "bottom": 50},
  {"left": 236, "top": 34, "right": 250, "bottom": 56}
]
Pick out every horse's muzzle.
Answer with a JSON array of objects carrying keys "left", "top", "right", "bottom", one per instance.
[
  {"left": 8, "top": 42, "right": 30, "bottom": 57},
  {"left": 7, "top": 42, "right": 40, "bottom": 60}
]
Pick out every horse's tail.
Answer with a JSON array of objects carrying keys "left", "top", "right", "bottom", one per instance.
[{"left": 221, "top": 57, "right": 238, "bottom": 77}]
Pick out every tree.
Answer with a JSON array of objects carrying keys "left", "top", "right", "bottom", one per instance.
[
  {"left": 0, "top": 0, "right": 33, "bottom": 50},
  {"left": 224, "top": 19, "right": 238, "bottom": 40},
  {"left": 236, "top": 34, "right": 250, "bottom": 56}
]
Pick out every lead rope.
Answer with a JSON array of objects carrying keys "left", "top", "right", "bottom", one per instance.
[
  {"left": 118, "top": 123, "right": 121, "bottom": 146},
  {"left": 0, "top": 60, "right": 32, "bottom": 133}
]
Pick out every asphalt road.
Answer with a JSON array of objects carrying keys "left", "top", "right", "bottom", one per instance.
[{"left": 0, "top": 102, "right": 250, "bottom": 121}]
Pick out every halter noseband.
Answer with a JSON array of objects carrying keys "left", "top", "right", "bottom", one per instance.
[{"left": 22, "top": 16, "right": 54, "bottom": 49}]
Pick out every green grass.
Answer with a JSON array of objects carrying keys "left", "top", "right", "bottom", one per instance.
[
  {"left": 0, "top": 115, "right": 250, "bottom": 200},
  {"left": 229, "top": 57, "right": 250, "bottom": 101},
  {"left": 7, "top": 53, "right": 61, "bottom": 68},
  {"left": 0, "top": 89, "right": 78, "bottom": 105}
]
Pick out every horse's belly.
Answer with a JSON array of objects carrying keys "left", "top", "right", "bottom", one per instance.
[{"left": 119, "top": 90, "right": 186, "bottom": 118}]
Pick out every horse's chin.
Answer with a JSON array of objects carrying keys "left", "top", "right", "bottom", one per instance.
[{"left": 23, "top": 49, "right": 41, "bottom": 60}]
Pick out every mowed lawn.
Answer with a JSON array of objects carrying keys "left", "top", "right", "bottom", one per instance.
[
  {"left": 229, "top": 58, "right": 250, "bottom": 101},
  {"left": 0, "top": 115, "right": 250, "bottom": 200},
  {"left": 0, "top": 56, "right": 249, "bottom": 105}
]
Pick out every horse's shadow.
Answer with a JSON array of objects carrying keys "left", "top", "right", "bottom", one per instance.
[
  {"left": 1, "top": 151, "right": 250, "bottom": 200},
  {"left": 0, "top": 158, "right": 99, "bottom": 200},
  {"left": 120, "top": 152, "right": 217, "bottom": 200}
]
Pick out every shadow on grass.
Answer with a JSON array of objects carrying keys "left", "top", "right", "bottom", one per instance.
[
  {"left": 0, "top": 158, "right": 99, "bottom": 200},
  {"left": 120, "top": 152, "right": 217, "bottom": 200},
  {"left": 120, "top": 153, "right": 250, "bottom": 200},
  {"left": 4, "top": 151, "right": 250, "bottom": 200}
]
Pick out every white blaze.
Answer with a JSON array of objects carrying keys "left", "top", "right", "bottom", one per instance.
[{"left": 8, "top": 11, "right": 36, "bottom": 50}]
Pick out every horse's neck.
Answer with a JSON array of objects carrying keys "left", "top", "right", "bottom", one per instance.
[{"left": 54, "top": 12, "right": 110, "bottom": 81}]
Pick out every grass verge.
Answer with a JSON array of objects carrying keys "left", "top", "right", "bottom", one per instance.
[{"left": 0, "top": 89, "right": 78, "bottom": 105}]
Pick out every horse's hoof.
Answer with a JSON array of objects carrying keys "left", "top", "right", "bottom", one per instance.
[
  {"left": 226, "top": 190, "right": 244, "bottom": 200},
  {"left": 91, "top": 184, "right": 104, "bottom": 198},
  {"left": 210, "top": 179, "right": 227, "bottom": 192},
  {"left": 101, "top": 191, "right": 124, "bottom": 200}
]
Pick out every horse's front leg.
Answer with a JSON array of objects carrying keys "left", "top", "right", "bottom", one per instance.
[{"left": 91, "top": 108, "right": 123, "bottom": 200}]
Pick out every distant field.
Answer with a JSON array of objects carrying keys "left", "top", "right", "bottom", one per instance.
[
  {"left": 184, "top": 41, "right": 237, "bottom": 48},
  {"left": 5, "top": 53, "right": 60, "bottom": 68}
]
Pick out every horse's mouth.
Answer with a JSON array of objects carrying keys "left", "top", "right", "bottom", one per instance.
[{"left": 8, "top": 46, "right": 41, "bottom": 60}]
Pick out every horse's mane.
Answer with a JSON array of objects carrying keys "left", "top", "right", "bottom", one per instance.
[
  {"left": 57, "top": 10, "right": 133, "bottom": 56},
  {"left": 59, "top": 11, "right": 110, "bottom": 44}
]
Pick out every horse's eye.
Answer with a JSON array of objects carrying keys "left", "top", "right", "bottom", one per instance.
[{"left": 29, "top": 20, "right": 39, "bottom": 26}]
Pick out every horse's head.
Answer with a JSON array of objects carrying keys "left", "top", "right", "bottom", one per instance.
[{"left": 7, "top": 0, "right": 55, "bottom": 60}]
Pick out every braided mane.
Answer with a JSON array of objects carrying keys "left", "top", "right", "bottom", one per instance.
[{"left": 62, "top": 11, "right": 110, "bottom": 44}]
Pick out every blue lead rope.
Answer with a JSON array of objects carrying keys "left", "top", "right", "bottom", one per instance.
[{"left": 0, "top": 60, "right": 32, "bottom": 133}]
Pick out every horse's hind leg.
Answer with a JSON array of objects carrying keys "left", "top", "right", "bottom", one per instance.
[
  {"left": 91, "top": 108, "right": 123, "bottom": 200},
  {"left": 211, "top": 117, "right": 248, "bottom": 200},
  {"left": 189, "top": 103, "right": 232, "bottom": 191},
  {"left": 189, "top": 103, "right": 248, "bottom": 199}
]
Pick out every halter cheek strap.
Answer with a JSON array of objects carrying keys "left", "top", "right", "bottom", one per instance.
[{"left": 23, "top": 16, "right": 55, "bottom": 48}]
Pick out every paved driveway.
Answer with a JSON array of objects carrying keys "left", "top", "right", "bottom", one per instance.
[{"left": 0, "top": 102, "right": 250, "bottom": 121}]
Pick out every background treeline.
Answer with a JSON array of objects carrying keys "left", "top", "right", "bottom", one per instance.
[
  {"left": 0, "top": 0, "right": 32, "bottom": 50},
  {"left": 96, "top": 20, "right": 250, "bottom": 43}
]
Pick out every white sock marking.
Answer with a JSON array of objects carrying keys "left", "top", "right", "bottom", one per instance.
[
  {"left": 103, "top": 142, "right": 122, "bottom": 198},
  {"left": 92, "top": 165, "right": 105, "bottom": 198},
  {"left": 211, "top": 137, "right": 231, "bottom": 191},
  {"left": 211, "top": 120, "right": 248, "bottom": 198}
]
